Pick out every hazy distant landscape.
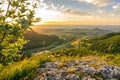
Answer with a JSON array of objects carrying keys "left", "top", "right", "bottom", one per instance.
[
  {"left": 1, "top": 0, "right": 120, "bottom": 80},
  {"left": 3, "top": 25, "right": 119, "bottom": 80},
  {"left": 34, "top": 25, "right": 120, "bottom": 32},
  {"left": 1, "top": 21, "right": 120, "bottom": 80},
  {"left": 24, "top": 25, "right": 117, "bottom": 53}
]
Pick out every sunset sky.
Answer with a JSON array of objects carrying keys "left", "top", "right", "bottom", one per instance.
[
  {"left": 34, "top": 0, "right": 120, "bottom": 25},
  {"left": 1, "top": 0, "right": 120, "bottom": 25}
]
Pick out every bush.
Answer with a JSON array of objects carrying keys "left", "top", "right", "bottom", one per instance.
[
  {"left": 0, "top": 0, "right": 40, "bottom": 64},
  {"left": 51, "top": 48, "right": 94, "bottom": 57},
  {"left": 0, "top": 53, "right": 51, "bottom": 80}
]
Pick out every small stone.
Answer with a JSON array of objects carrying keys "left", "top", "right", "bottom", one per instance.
[
  {"left": 81, "top": 61, "right": 88, "bottom": 65},
  {"left": 61, "top": 72, "right": 68, "bottom": 77},
  {"left": 43, "top": 62, "right": 58, "bottom": 68},
  {"left": 46, "top": 73, "right": 56, "bottom": 80},
  {"left": 34, "top": 60, "right": 120, "bottom": 80}
]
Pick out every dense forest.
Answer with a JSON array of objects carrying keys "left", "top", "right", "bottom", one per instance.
[
  {"left": 79, "top": 32, "right": 120, "bottom": 53},
  {"left": 23, "top": 30, "right": 62, "bottom": 50}
]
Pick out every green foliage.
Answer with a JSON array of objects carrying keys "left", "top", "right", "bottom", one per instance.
[
  {"left": 107, "top": 54, "right": 120, "bottom": 66},
  {"left": 90, "top": 35, "right": 120, "bottom": 53},
  {"left": 51, "top": 48, "right": 95, "bottom": 57},
  {"left": 0, "top": 47, "right": 120, "bottom": 80},
  {"left": 0, "top": 0, "right": 40, "bottom": 64},
  {"left": 23, "top": 31, "right": 62, "bottom": 50},
  {"left": 0, "top": 53, "right": 51, "bottom": 80},
  {"left": 80, "top": 32, "right": 120, "bottom": 53}
]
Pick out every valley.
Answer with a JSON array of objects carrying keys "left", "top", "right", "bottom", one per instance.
[
  {"left": 1, "top": 0, "right": 120, "bottom": 79},
  {"left": 24, "top": 25, "right": 113, "bottom": 54},
  {"left": 0, "top": 25, "right": 120, "bottom": 80}
]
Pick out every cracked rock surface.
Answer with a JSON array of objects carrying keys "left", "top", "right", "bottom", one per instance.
[{"left": 34, "top": 59, "right": 120, "bottom": 80}]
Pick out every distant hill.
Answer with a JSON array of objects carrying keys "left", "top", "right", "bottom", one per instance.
[
  {"left": 81, "top": 32, "right": 120, "bottom": 53},
  {"left": 71, "top": 28, "right": 110, "bottom": 36},
  {"left": 23, "top": 27, "right": 111, "bottom": 52},
  {"left": 33, "top": 26, "right": 110, "bottom": 37},
  {"left": 23, "top": 30, "right": 62, "bottom": 50}
]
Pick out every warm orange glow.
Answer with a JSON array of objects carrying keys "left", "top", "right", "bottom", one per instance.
[
  {"left": 33, "top": 0, "right": 120, "bottom": 25},
  {"left": 38, "top": 21, "right": 120, "bottom": 25}
]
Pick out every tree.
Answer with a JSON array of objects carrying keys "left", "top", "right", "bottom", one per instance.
[{"left": 0, "top": 0, "right": 40, "bottom": 64}]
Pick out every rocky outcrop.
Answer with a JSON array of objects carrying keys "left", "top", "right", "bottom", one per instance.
[{"left": 34, "top": 60, "right": 120, "bottom": 80}]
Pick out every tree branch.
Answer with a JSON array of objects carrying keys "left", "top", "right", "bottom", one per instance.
[{"left": 2, "top": 0, "right": 10, "bottom": 23}]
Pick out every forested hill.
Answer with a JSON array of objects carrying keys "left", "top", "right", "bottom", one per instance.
[
  {"left": 1, "top": 31, "right": 120, "bottom": 80},
  {"left": 81, "top": 32, "right": 120, "bottom": 53},
  {"left": 23, "top": 30, "right": 62, "bottom": 50}
]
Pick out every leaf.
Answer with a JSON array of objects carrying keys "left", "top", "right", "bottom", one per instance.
[
  {"left": 20, "top": 4, "right": 27, "bottom": 13},
  {"left": 19, "top": 18, "right": 31, "bottom": 27},
  {"left": 17, "top": 11, "right": 21, "bottom": 17},
  {"left": 0, "top": 16, "right": 5, "bottom": 22},
  {"left": 0, "top": 0, "right": 40, "bottom": 64},
  {"left": 0, "top": 2, "right": 2, "bottom": 5},
  {"left": 34, "top": 18, "right": 41, "bottom": 22},
  {"left": 27, "top": 10, "right": 35, "bottom": 19},
  {"left": 0, "top": 9, "right": 5, "bottom": 13},
  {"left": 12, "top": 14, "right": 17, "bottom": 19},
  {"left": 26, "top": 2, "right": 30, "bottom": 5},
  {"left": 11, "top": 1, "right": 16, "bottom": 7},
  {"left": 8, "top": 10, "right": 15, "bottom": 17},
  {"left": 32, "top": 3, "right": 38, "bottom": 8}
]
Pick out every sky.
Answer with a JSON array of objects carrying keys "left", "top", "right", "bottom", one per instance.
[
  {"left": 0, "top": 0, "right": 120, "bottom": 25},
  {"left": 34, "top": 0, "right": 120, "bottom": 25}
]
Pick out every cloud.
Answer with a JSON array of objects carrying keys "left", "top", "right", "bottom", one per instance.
[
  {"left": 37, "top": 0, "right": 92, "bottom": 16},
  {"left": 36, "top": 0, "right": 59, "bottom": 10},
  {"left": 62, "top": 8, "right": 92, "bottom": 16},
  {"left": 78, "top": 0, "right": 113, "bottom": 7},
  {"left": 112, "top": 3, "right": 120, "bottom": 11},
  {"left": 97, "top": 9, "right": 106, "bottom": 14},
  {"left": 35, "top": 0, "right": 44, "bottom": 3}
]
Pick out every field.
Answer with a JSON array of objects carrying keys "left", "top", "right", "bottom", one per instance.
[
  {"left": 1, "top": 0, "right": 120, "bottom": 79},
  {"left": 24, "top": 25, "right": 112, "bottom": 53},
  {"left": 0, "top": 25, "right": 120, "bottom": 80}
]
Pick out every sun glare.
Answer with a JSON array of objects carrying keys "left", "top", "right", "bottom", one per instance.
[{"left": 32, "top": 0, "right": 120, "bottom": 25}]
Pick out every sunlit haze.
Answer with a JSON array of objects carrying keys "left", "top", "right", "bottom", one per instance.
[
  {"left": 34, "top": 0, "right": 120, "bottom": 25},
  {"left": 1, "top": 0, "right": 120, "bottom": 25}
]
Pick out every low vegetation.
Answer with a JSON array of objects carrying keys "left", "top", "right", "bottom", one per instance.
[
  {"left": 0, "top": 0, "right": 119, "bottom": 79},
  {"left": 23, "top": 30, "right": 63, "bottom": 51},
  {"left": 0, "top": 32, "right": 120, "bottom": 79},
  {"left": 0, "top": 0, "right": 40, "bottom": 65},
  {"left": 78, "top": 32, "right": 120, "bottom": 53},
  {"left": 0, "top": 47, "right": 120, "bottom": 79},
  {"left": 0, "top": 53, "right": 51, "bottom": 80}
]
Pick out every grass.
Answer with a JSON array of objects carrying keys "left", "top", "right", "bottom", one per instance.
[
  {"left": 106, "top": 54, "right": 120, "bottom": 66},
  {"left": 57, "top": 61, "right": 67, "bottom": 68},
  {"left": 50, "top": 48, "right": 120, "bottom": 67},
  {"left": 0, "top": 53, "right": 51, "bottom": 80},
  {"left": 0, "top": 48, "right": 120, "bottom": 80},
  {"left": 66, "top": 67, "right": 76, "bottom": 74}
]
